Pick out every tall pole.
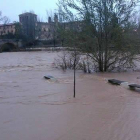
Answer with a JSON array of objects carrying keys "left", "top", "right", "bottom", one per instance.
[{"left": 74, "top": 45, "right": 76, "bottom": 98}]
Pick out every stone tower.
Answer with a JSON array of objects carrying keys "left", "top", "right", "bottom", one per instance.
[{"left": 19, "top": 12, "right": 37, "bottom": 40}]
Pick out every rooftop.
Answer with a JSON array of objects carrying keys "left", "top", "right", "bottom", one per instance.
[
  {"left": 0, "top": 23, "right": 15, "bottom": 27},
  {"left": 19, "top": 12, "right": 37, "bottom": 17}
]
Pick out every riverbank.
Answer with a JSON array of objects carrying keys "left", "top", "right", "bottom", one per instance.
[
  {"left": 19, "top": 47, "right": 68, "bottom": 52},
  {"left": 0, "top": 45, "right": 68, "bottom": 53}
]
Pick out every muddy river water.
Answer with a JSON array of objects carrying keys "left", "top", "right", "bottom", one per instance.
[{"left": 1, "top": 51, "right": 140, "bottom": 140}]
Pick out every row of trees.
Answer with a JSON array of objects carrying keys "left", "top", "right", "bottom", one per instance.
[{"left": 57, "top": 0, "right": 140, "bottom": 72}]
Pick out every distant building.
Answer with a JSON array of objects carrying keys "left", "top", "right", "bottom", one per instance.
[
  {"left": 0, "top": 23, "right": 16, "bottom": 36},
  {"left": 19, "top": 12, "right": 37, "bottom": 40},
  {"left": 36, "top": 14, "right": 58, "bottom": 41},
  {"left": 0, "top": 12, "right": 80, "bottom": 45},
  {"left": 0, "top": 12, "right": 59, "bottom": 41}
]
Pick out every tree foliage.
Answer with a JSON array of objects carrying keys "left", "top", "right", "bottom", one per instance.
[{"left": 58, "top": 0, "right": 140, "bottom": 72}]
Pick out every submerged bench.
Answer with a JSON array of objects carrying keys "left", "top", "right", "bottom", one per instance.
[
  {"left": 108, "top": 79, "right": 126, "bottom": 85},
  {"left": 44, "top": 75, "right": 54, "bottom": 79},
  {"left": 128, "top": 84, "right": 140, "bottom": 90}
]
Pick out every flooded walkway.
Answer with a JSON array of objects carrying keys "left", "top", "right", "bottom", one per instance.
[{"left": 0, "top": 51, "right": 140, "bottom": 140}]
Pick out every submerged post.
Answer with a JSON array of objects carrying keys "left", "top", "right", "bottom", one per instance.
[
  {"left": 74, "top": 60, "right": 76, "bottom": 98},
  {"left": 74, "top": 45, "right": 76, "bottom": 98}
]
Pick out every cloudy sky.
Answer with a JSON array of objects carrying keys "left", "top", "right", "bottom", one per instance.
[{"left": 0, "top": 0, "right": 58, "bottom": 22}]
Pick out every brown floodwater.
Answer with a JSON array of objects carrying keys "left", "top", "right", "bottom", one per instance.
[{"left": 1, "top": 51, "right": 140, "bottom": 140}]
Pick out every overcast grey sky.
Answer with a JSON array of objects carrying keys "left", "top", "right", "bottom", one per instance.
[{"left": 0, "top": 0, "right": 58, "bottom": 22}]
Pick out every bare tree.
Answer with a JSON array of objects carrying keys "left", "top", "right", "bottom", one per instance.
[
  {"left": 0, "top": 12, "right": 10, "bottom": 38},
  {"left": 0, "top": 11, "right": 7, "bottom": 23}
]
